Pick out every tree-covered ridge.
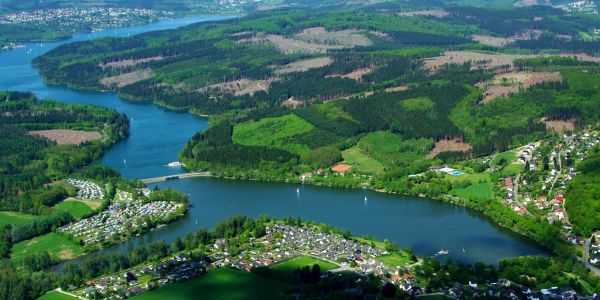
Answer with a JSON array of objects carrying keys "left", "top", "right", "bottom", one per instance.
[
  {"left": 0, "top": 91, "right": 129, "bottom": 214},
  {"left": 565, "top": 146, "right": 600, "bottom": 236}
]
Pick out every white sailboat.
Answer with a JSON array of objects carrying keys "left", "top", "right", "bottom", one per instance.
[
  {"left": 364, "top": 196, "right": 368, "bottom": 202},
  {"left": 296, "top": 188, "right": 300, "bottom": 195},
  {"left": 123, "top": 158, "right": 127, "bottom": 164},
  {"left": 436, "top": 249, "right": 449, "bottom": 256}
]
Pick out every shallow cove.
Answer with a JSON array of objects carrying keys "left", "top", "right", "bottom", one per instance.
[{"left": 0, "top": 15, "right": 545, "bottom": 265}]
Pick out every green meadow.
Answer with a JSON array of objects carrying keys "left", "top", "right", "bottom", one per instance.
[
  {"left": 52, "top": 199, "right": 96, "bottom": 220},
  {"left": 37, "top": 290, "right": 79, "bottom": 300},
  {"left": 270, "top": 255, "right": 339, "bottom": 274},
  {"left": 131, "top": 268, "right": 291, "bottom": 300},
  {"left": 232, "top": 114, "right": 314, "bottom": 154},
  {"left": 0, "top": 211, "right": 39, "bottom": 226},
  {"left": 450, "top": 181, "right": 494, "bottom": 201},
  {"left": 11, "top": 232, "right": 84, "bottom": 264}
]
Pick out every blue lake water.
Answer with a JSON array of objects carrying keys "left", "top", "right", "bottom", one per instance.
[{"left": 0, "top": 16, "right": 546, "bottom": 265}]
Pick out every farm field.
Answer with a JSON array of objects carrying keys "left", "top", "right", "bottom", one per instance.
[
  {"left": 0, "top": 211, "right": 39, "bottom": 226},
  {"left": 130, "top": 268, "right": 291, "bottom": 300},
  {"left": 270, "top": 255, "right": 339, "bottom": 274},
  {"left": 10, "top": 232, "right": 84, "bottom": 264}
]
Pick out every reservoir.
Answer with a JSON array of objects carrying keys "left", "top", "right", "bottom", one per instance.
[{"left": 0, "top": 16, "right": 545, "bottom": 265}]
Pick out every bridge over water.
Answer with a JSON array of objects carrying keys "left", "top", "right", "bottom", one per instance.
[{"left": 141, "top": 172, "right": 212, "bottom": 184}]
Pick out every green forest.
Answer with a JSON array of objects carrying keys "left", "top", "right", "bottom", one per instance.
[{"left": 0, "top": 91, "right": 129, "bottom": 214}]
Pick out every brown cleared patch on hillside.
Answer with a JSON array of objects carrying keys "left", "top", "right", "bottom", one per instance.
[
  {"left": 196, "top": 78, "right": 275, "bottom": 96},
  {"left": 477, "top": 71, "right": 562, "bottom": 103},
  {"left": 273, "top": 57, "right": 334, "bottom": 74},
  {"left": 423, "top": 51, "right": 600, "bottom": 74},
  {"left": 543, "top": 118, "right": 576, "bottom": 133},
  {"left": 99, "top": 68, "right": 153, "bottom": 88},
  {"left": 326, "top": 67, "right": 374, "bottom": 81},
  {"left": 428, "top": 139, "right": 472, "bottom": 158},
  {"left": 399, "top": 10, "right": 449, "bottom": 17},
  {"left": 99, "top": 56, "right": 164, "bottom": 69},
  {"left": 472, "top": 29, "right": 543, "bottom": 48},
  {"left": 281, "top": 96, "right": 303, "bottom": 108},
  {"left": 472, "top": 35, "right": 515, "bottom": 47},
  {"left": 242, "top": 29, "right": 372, "bottom": 54},
  {"left": 295, "top": 27, "right": 372, "bottom": 47},
  {"left": 325, "top": 85, "right": 410, "bottom": 103},
  {"left": 385, "top": 85, "right": 409, "bottom": 92},
  {"left": 29, "top": 129, "right": 102, "bottom": 145}
]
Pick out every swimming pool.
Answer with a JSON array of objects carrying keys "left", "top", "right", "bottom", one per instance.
[{"left": 451, "top": 171, "right": 464, "bottom": 176}]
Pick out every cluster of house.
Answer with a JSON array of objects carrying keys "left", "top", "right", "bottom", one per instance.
[
  {"left": 0, "top": 8, "right": 171, "bottom": 31},
  {"left": 444, "top": 278, "right": 580, "bottom": 300},
  {"left": 67, "top": 178, "right": 104, "bottom": 201},
  {"left": 59, "top": 200, "right": 183, "bottom": 245},
  {"left": 517, "top": 143, "right": 537, "bottom": 165},
  {"left": 77, "top": 253, "right": 204, "bottom": 299},
  {"left": 267, "top": 224, "right": 384, "bottom": 265},
  {"left": 555, "top": 0, "right": 598, "bottom": 14},
  {"left": 590, "top": 241, "right": 600, "bottom": 265}
]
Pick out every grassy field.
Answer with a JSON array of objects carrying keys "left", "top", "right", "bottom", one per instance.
[
  {"left": 496, "top": 163, "right": 524, "bottom": 177},
  {"left": 11, "top": 232, "right": 84, "bottom": 264},
  {"left": 377, "top": 252, "right": 412, "bottom": 267},
  {"left": 450, "top": 181, "right": 494, "bottom": 201},
  {"left": 0, "top": 211, "right": 39, "bottom": 226},
  {"left": 491, "top": 150, "right": 517, "bottom": 166},
  {"left": 401, "top": 97, "right": 434, "bottom": 111},
  {"left": 270, "top": 255, "right": 339, "bottom": 274},
  {"left": 131, "top": 268, "right": 291, "bottom": 300},
  {"left": 342, "top": 147, "right": 385, "bottom": 175},
  {"left": 357, "top": 131, "right": 432, "bottom": 168},
  {"left": 443, "top": 172, "right": 490, "bottom": 184},
  {"left": 232, "top": 114, "right": 313, "bottom": 154},
  {"left": 37, "top": 290, "right": 79, "bottom": 300},
  {"left": 52, "top": 198, "right": 96, "bottom": 220}
]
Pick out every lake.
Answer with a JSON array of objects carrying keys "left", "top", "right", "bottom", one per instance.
[{"left": 0, "top": 15, "right": 545, "bottom": 265}]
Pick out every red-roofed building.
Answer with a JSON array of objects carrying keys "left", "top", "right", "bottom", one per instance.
[
  {"left": 556, "top": 195, "right": 564, "bottom": 201},
  {"left": 331, "top": 164, "right": 352, "bottom": 175}
]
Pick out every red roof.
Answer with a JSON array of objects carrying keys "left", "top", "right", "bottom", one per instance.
[
  {"left": 331, "top": 164, "right": 352, "bottom": 174},
  {"left": 556, "top": 195, "right": 564, "bottom": 201}
]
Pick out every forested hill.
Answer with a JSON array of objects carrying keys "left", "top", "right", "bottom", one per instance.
[
  {"left": 33, "top": 3, "right": 600, "bottom": 181},
  {"left": 0, "top": 91, "right": 129, "bottom": 214}
]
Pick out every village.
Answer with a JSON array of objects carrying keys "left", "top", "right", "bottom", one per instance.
[
  {"left": 0, "top": 8, "right": 172, "bottom": 32},
  {"left": 61, "top": 220, "right": 588, "bottom": 300},
  {"left": 499, "top": 131, "right": 599, "bottom": 234},
  {"left": 59, "top": 189, "right": 185, "bottom": 245}
]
